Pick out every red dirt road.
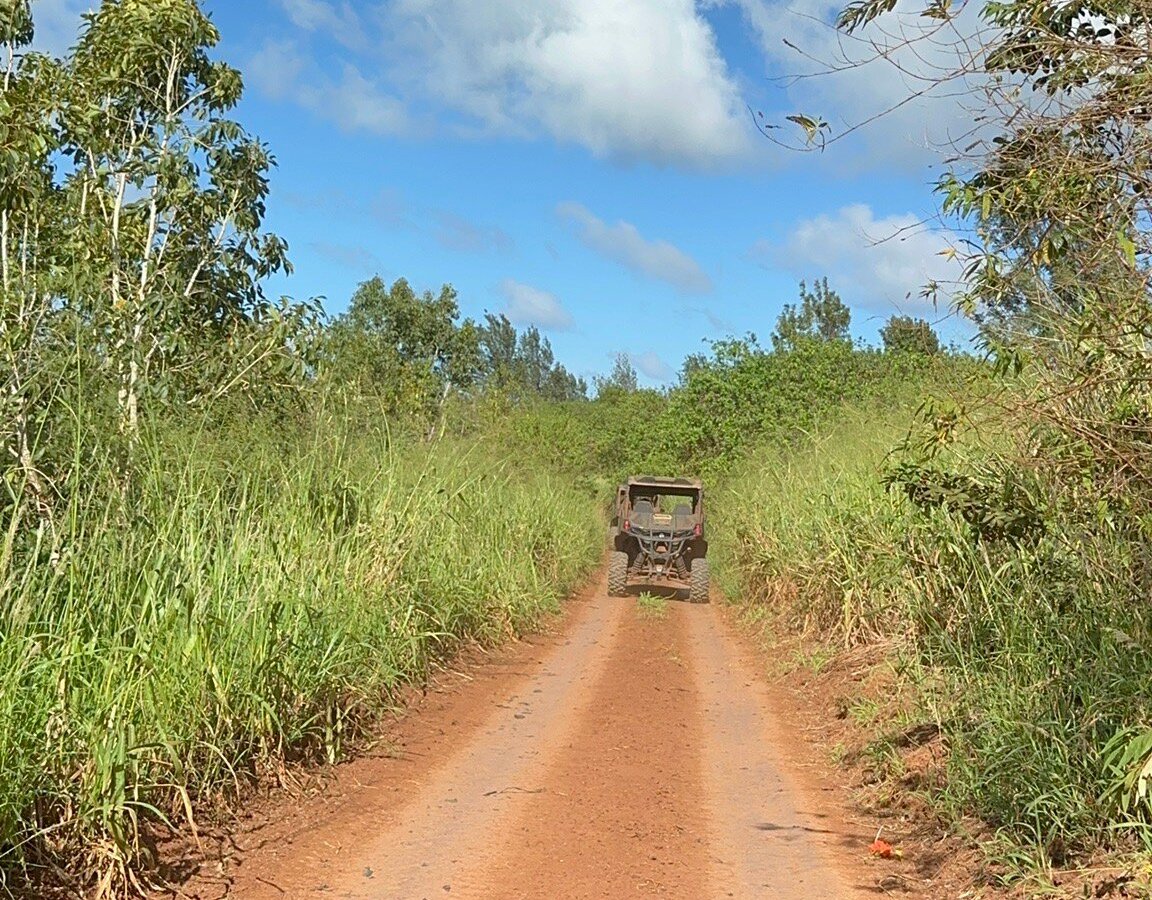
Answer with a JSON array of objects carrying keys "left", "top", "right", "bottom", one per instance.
[{"left": 166, "top": 576, "right": 875, "bottom": 899}]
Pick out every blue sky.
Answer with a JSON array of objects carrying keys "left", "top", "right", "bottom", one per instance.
[{"left": 35, "top": 0, "right": 975, "bottom": 387}]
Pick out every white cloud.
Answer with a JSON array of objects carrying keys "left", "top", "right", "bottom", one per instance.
[
  {"left": 501, "top": 279, "right": 575, "bottom": 332},
  {"left": 633, "top": 351, "right": 674, "bottom": 381},
  {"left": 265, "top": 0, "right": 749, "bottom": 169},
  {"left": 558, "top": 202, "right": 713, "bottom": 295},
  {"left": 277, "top": 0, "right": 367, "bottom": 50},
  {"left": 249, "top": 41, "right": 412, "bottom": 137},
  {"left": 727, "top": 0, "right": 993, "bottom": 171},
  {"left": 47, "top": 0, "right": 755, "bottom": 170},
  {"left": 756, "top": 203, "right": 961, "bottom": 312}
]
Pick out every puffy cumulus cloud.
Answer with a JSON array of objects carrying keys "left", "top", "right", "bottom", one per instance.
[
  {"left": 558, "top": 202, "right": 713, "bottom": 295},
  {"left": 725, "top": 0, "right": 993, "bottom": 171},
  {"left": 261, "top": 0, "right": 753, "bottom": 169},
  {"left": 500, "top": 279, "right": 575, "bottom": 332},
  {"left": 395, "top": 0, "right": 753, "bottom": 166},
  {"left": 755, "top": 204, "right": 962, "bottom": 312},
  {"left": 632, "top": 351, "right": 674, "bottom": 382}
]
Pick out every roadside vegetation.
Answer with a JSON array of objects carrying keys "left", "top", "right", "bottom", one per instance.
[
  {"left": 0, "top": 5, "right": 602, "bottom": 894},
  {"left": 717, "top": 0, "right": 1152, "bottom": 885},
  {"left": 1, "top": 417, "right": 601, "bottom": 894},
  {"left": 717, "top": 366, "right": 1152, "bottom": 886}
]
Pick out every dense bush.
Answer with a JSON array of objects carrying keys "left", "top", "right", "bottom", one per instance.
[{"left": 480, "top": 336, "right": 955, "bottom": 489}]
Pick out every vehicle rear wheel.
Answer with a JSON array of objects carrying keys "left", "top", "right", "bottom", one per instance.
[
  {"left": 608, "top": 550, "right": 629, "bottom": 597},
  {"left": 689, "top": 557, "right": 710, "bottom": 604}
]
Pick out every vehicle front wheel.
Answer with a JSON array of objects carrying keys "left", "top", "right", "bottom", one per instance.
[
  {"left": 689, "top": 558, "right": 710, "bottom": 604},
  {"left": 608, "top": 550, "right": 629, "bottom": 597}
]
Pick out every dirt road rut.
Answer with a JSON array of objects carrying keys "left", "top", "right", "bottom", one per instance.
[{"left": 178, "top": 577, "right": 873, "bottom": 899}]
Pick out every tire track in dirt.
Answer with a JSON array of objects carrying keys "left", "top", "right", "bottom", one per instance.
[
  {"left": 162, "top": 574, "right": 874, "bottom": 899},
  {"left": 204, "top": 577, "right": 628, "bottom": 899},
  {"left": 687, "top": 607, "right": 871, "bottom": 897},
  {"left": 474, "top": 597, "right": 711, "bottom": 898}
]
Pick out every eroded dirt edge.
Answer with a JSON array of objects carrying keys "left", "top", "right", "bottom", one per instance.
[{"left": 727, "top": 605, "right": 1152, "bottom": 899}]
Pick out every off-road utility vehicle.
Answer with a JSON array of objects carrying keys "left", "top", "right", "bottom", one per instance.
[{"left": 608, "top": 476, "right": 709, "bottom": 602}]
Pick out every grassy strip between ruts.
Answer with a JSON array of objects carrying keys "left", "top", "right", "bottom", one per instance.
[{"left": 0, "top": 410, "right": 603, "bottom": 894}]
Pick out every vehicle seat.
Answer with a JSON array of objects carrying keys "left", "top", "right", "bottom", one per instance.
[
  {"left": 672, "top": 504, "right": 693, "bottom": 530},
  {"left": 632, "top": 498, "right": 654, "bottom": 529}
]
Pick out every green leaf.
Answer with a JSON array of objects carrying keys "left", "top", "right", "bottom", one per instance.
[{"left": 1118, "top": 231, "right": 1137, "bottom": 267}]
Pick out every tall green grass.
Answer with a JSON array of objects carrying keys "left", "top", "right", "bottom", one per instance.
[
  {"left": 716, "top": 399, "right": 1152, "bottom": 876},
  {"left": 713, "top": 404, "right": 912, "bottom": 645},
  {"left": 0, "top": 409, "right": 601, "bottom": 889}
]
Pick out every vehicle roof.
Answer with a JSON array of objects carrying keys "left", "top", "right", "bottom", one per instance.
[{"left": 625, "top": 475, "right": 703, "bottom": 490}]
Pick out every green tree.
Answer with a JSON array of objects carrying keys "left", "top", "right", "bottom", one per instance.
[
  {"left": 679, "top": 351, "right": 709, "bottom": 385},
  {"left": 1, "top": 2, "right": 64, "bottom": 504},
  {"left": 0, "top": 1, "right": 33, "bottom": 48},
  {"left": 880, "top": 316, "right": 941, "bottom": 355},
  {"left": 328, "top": 276, "right": 482, "bottom": 430},
  {"left": 772, "top": 278, "right": 852, "bottom": 350},
  {"left": 477, "top": 313, "right": 519, "bottom": 387},
  {"left": 836, "top": 0, "right": 1152, "bottom": 486},
  {"left": 518, "top": 325, "right": 586, "bottom": 401},
  {"left": 475, "top": 313, "right": 586, "bottom": 402},
  {"left": 3, "top": 0, "right": 312, "bottom": 502},
  {"left": 55, "top": 0, "right": 302, "bottom": 431},
  {"left": 515, "top": 325, "right": 557, "bottom": 394},
  {"left": 594, "top": 352, "right": 639, "bottom": 397},
  {"left": 541, "top": 364, "right": 587, "bottom": 402},
  {"left": 661, "top": 333, "right": 884, "bottom": 471}
]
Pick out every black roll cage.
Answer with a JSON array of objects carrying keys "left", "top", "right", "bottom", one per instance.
[{"left": 622, "top": 487, "right": 701, "bottom": 578}]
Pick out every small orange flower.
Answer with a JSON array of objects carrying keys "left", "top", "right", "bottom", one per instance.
[{"left": 869, "top": 839, "right": 897, "bottom": 859}]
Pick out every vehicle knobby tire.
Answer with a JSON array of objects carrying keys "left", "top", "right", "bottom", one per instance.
[
  {"left": 689, "top": 557, "right": 710, "bottom": 604},
  {"left": 607, "top": 550, "right": 629, "bottom": 597}
]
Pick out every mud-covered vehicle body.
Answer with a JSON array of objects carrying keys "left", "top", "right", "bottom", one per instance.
[{"left": 608, "top": 476, "right": 709, "bottom": 602}]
